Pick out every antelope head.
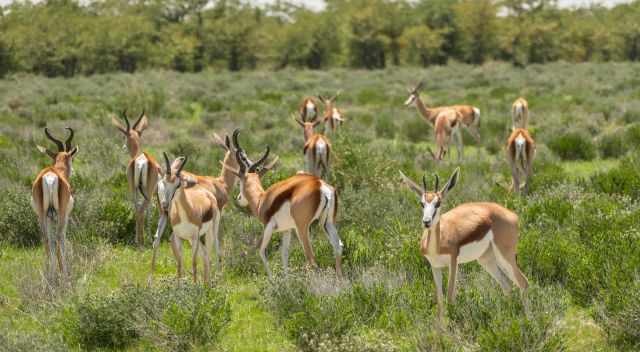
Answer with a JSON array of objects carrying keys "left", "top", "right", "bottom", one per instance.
[
  {"left": 157, "top": 152, "right": 190, "bottom": 213},
  {"left": 230, "top": 130, "right": 278, "bottom": 207},
  {"left": 399, "top": 167, "right": 459, "bottom": 229},
  {"left": 404, "top": 80, "right": 424, "bottom": 106},
  {"left": 112, "top": 109, "right": 148, "bottom": 156},
  {"left": 37, "top": 127, "right": 79, "bottom": 175}
]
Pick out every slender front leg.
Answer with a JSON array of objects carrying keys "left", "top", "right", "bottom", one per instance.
[
  {"left": 191, "top": 233, "right": 200, "bottom": 283},
  {"left": 259, "top": 222, "right": 276, "bottom": 278},
  {"left": 169, "top": 234, "right": 184, "bottom": 279},
  {"left": 150, "top": 214, "right": 167, "bottom": 280},
  {"left": 524, "top": 158, "right": 533, "bottom": 195},
  {"left": 200, "top": 237, "right": 211, "bottom": 287},
  {"left": 456, "top": 129, "right": 464, "bottom": 161},
  {"left": 448, "top": 255, "right": 459, "bottom": 304},
  {"left": 211, "top": 213, "right": 222, "bottom": 272},
  {"left": 280, "top": 230, "right": 292, "bottom": 274},
  {"left": 431, "top": 267, "right": 444, "bottom": 319}
]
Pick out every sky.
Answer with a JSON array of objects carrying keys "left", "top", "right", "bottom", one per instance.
[{"left": 0, "top": 0, "right": 632, "bottom": 8}]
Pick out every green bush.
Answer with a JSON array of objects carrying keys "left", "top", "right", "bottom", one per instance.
[
  {"left": 63, "top": 281, "right": 231, "bottom": 351},
  {"left": 597, "top": 130, "right": 626, "bottom": 159},
  {"left": 591, "top": 154, "right": 640, "bottom": 200},
  {"left": 600, "top": 277, "right": 640, "bottom": 349},
  {"left": 0, "top": 186, "right": 40, "bottom": 247},
  {"left": 547, "top": 132, "right": 596, "bottom": 160}
]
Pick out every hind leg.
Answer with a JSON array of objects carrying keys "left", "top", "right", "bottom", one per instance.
[
  {"left": 478, "top": 247, "right": 512, "bottom": 294},
  {"left": 281, "top": 231, "right": 292, "bottom": 274},
  {"left": 259, "top": 222, "right": 276, "bottom": 278},
  {"left": 455, "top": 129, "right": 464, "bottom": 161},
  {"left": 191, "top": 234, "right": 200, "bottom": 283},
  {"left": 494, "top": 244, "right": 529, "bottom": 290},
  {"left": 323, "top": 222, "right": 343, "bottom": 278}
]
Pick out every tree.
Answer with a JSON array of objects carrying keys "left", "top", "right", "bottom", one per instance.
[
  {"left": 453, "top": 0, "right": 499, "bottom": 64},
  {"left": 400, "top": 25, "right": 445, "bottom": 67}
]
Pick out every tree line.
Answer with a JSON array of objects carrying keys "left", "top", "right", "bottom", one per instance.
[{"left": 1, "top": 0, "right": 639, "bottom": 77}]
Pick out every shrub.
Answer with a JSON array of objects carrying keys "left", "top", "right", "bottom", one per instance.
[
  {"left": 600, "top": 277, "right": 640, "bottom": 349},
  {"left": 597, "top": 130, "right": 626, "bottom": 159},
  {"left": 63, "top": 281, "right": 231, "bottom": 351},
  {"left": 547, "top": 132, "right": 596, "bottom": 160},
  {"left": 0, "top": 186, "right": 40, "bottom": 247},
  {"left": 591, "top": 153, "right": 640, "bottom": 200}
]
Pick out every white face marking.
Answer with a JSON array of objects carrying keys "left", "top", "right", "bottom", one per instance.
[
  {"left": 421, "top": 194, "right": 441, "bottom": 228},
  {"left": 157, "top": 177, "right": 180, "bottom": 212},
  {"left": 404, "top": 94, "right": 416, "bottom": 106},
  {"left": 236, "top": 182, "right": 249, "bottom": 207}
]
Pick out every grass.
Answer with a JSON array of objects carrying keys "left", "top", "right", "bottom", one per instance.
[{"left": 1, "top": 62, "right": 640, "bottom": 351}]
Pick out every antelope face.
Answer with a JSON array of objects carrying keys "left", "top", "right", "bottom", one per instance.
[
  {"left": 158, "top": 173, "right": 180, "bottom": 213},
  {"left": 421, "top": 193, "right": 442, "bottom": 229},
  {"left": 404, "top": 92, "right": 418, "bottom": 106}
]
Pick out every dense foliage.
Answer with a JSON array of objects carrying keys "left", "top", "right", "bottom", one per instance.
[
  {"left": 1, "top": 0, "right": 640, "bottom": 76},
  {"left": 0, "top": 63, "right": 639, "bottom": 350}
]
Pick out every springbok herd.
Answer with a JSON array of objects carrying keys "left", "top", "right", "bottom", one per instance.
[{"left": 30, "top": 83, "right": 535, "bottom": 316}]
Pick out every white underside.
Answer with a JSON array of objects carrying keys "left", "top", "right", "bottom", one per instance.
[{"left": 426, "top": 230, "right": 494, "bottom": 268}]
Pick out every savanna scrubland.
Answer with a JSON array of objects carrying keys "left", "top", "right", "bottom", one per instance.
[{"left": 1, "top": 62, "right": 640, "bottom": 351}]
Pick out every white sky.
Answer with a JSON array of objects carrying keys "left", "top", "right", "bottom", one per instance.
[{"left": 0, "top": 0, "right": 632, "bottom": 9}]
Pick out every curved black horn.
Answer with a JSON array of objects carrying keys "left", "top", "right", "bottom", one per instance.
[
  {"left": 176, "top": 156, "right": 188, "bottom": 176},
  {"left": 44, "top": 128, "right": 65, "bottom": 152},
  {"left": 422, "top": 175, "right": 428, "bottom": 192},
  {"left": 163, "top": 152, "right": 171, "bottom": 174},
  {"left": 434, "top": 173, "right": 440, "bottom": 191},
  {"left": 415, "top": 80, "right": 424, "bottom": 91},
  {"left": 249, "top": 146, "right": 270, "bottom": 173},
  {"left": 121, "top": 109, "right": 131, "bottom": 132},
  {"left": 235, "top": 150, "right": 247, "bottom": 174},
  {"left": 64, "top": 127, "right": 74, "bottom": 151},
  {"left": 133, "top": 109, "right": 145, "bottom": 130},
  {"left": 232, "top": 129, "right": 241, "bottom": 151}
]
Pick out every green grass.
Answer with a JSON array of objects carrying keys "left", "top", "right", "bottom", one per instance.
[{"left": 2, "top": 63, "right": 640, "bottom": 351}]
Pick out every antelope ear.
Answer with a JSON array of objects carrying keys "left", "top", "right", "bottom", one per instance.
[
  {"left": 37, "top": 145, "right": 57, "bottom": 159},
  {"left": 182, "top": 175, "right": 198, "bottom": 188},
  {"left": 134, "top": 114, "right": 149, "bottom": 133},
  {"left": 313, "top": 120, "right": 322, "bottom": 127},
  {"left": 440, "top": 167, "right": 460, "bottom": 197},
  {"left": 111, "top": 116, "right": 128, "bottom": 134},
  {"left": 295, "top": 118, "right": 305, "bottom": 127},
  {"left": 317, "top": 95, "right": 325, "bottom": 103},
  {"left": 69, "top": 145, "right": 79, "bottom": 158},
  {"left": 399, "top": 171, "right": 423, "bottom": 197}
]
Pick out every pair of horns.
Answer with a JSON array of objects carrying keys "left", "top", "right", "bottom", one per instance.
[
  {"left": 120, "top": 109, "right": 145, "bottom": 132},
  {"left": 232, "top": 129, "right": 271, "bottom": 174},
  {"left": 423, "top": 173, "right": 439, "bottom": 192},
  {"left": 45, "top": 127, "right": 74, "bottom": 152},
  {"left": 408, "top": 80, "right": 425, "bottom": 93},
  {"left": 163, "top": 152, "right": 188, "bottom": 177},
  {"left": 318, "top": 90, "right": 341, "bottom": 102}
]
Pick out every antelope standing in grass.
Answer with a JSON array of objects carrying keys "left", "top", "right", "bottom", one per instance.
[
  {"left": 318, "top": 91, "right": 345, "bottom": 134},
  {"left": 511, "top": 97, "right": 529, "bottom": 129},
  {"left": 399, "top": 168, "right": 528, "bottom": 318},
  {"left": 432, "top": 109, "right": 463, "bottom": 161},
  {"left": 156, "top": 154, "right": 219, "bottom": 285},
  {"left": 299, "top": 97, "right": 319, "bottom": 122},
  {"left": 404, "top": 81, "right": 481, "bottom": 143},
  {"left": 150, "top": 130, "right": 243, "bottom": 278},
  {"left": 506, "top": 128, "right": 535, "bottom": 195},
  {"left": 112, "top": 110, "right": 161, "bottom": 247},
  {"left": 229, "top": 131, "right": 343, "bottom": 278},
  {"left": 31, "top": 128, "right": 78, "bottom": 276},
  {"left": 294, "top": 112, "right": 331, "bottom": 178}
]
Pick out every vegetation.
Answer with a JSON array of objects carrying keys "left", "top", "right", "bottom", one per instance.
[
  {"left": 2, "top": 0, "right": 640, "bottom": 76},
  {"left": 1, "top": 62, "right": 639, "bottom": 350}
]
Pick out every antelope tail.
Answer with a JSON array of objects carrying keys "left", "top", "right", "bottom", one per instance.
[
  {"left": 134, "top": 156, "right": 149, "bottom": 201},
  {"left": 42, "top": 173, "right": 59, "bottom": 219}
]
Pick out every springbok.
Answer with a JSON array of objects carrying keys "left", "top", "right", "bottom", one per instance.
[
  {"left": 432, "top": 109, "right": 463, "bottom": 161},
  {"left": 318, "top": 91, "right": 345, "bottom": 134},
  {"left": 294, "top": 112, "right": 331, "bottom": 178},
  {"left": 511, "top": 97, "right": 529, "bottom": 129},
  {"left": 404, "top": 81, "right": 481, "bottom": 143},
  {"left": 112, "top": 110, "right": 161, "bottom": 247},
  {"left": 31, "top": 128, "right": 78, "bottom": 276},
  {"left": 156, "top": 154, "right": 219, "bottom": 285},
  {"left": 299, "top": 97, "right": 319, "bottom": 122},
  {"left": 506, "top": 128, "right": 535, "bottom": 194},
  {"left": 399, "top": 167, "right": 528, "bottom": 317},
  {"left": 150, "top": 130, "right": 243, "bottom": 277},
  {"left": 229, "top": 131, "right": 343, "bottom": 278}
]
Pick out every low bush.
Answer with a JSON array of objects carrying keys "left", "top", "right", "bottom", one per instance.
[
  {"left": 591, "top": 153, "right": 640, "bottom": 200},
  {"left": 62, "top": 280, "right": 231, "bottom": 351},
  {"left": 600, "top": 277, "right": 640, "bottom": 349},
  {"left": 597, "top": 129, "right": 626, "bottom": 159},
  {"left": 547, "top": 132, "right": 596, "bottom": 160},
  {"left": 0, "top": 186, "right": 40, "bottom": 247}
]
